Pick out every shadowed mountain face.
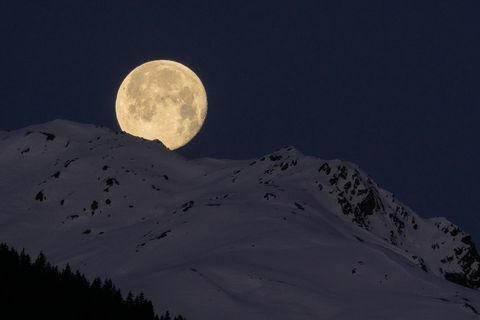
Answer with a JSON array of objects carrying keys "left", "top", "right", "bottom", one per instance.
[{"left": 1, "top": 119, "right": 479, "bottom": 320}]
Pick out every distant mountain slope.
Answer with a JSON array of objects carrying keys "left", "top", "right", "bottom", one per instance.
[{"left": 0, "top": 119, "right": 479, "bottom": 320}]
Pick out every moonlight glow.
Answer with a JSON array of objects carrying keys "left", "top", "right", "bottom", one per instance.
[{"left": 115, "top": 60, "right": 207, "bottom": 150}]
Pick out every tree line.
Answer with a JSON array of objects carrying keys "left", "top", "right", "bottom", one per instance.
[{"left": 0, "top": 242, "right": 185, "bottom": 320}]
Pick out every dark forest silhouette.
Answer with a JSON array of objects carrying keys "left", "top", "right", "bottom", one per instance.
[{"left": 0, "top": 243, "right": 185, "bottom": 320}]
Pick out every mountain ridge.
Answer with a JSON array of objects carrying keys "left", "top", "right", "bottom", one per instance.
[{"left": 1, "top": 119, "right": 479, "bottom": 319}]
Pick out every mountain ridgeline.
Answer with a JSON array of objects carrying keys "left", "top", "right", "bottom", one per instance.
[{"left": 0, "top": 119, "right": 479, "bottom": 320}]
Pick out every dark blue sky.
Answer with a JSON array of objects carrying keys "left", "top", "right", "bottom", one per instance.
[{"left": 1, "top": 1, "right": 480, "bottom": 239}]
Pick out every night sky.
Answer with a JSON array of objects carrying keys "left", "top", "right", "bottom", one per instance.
[{"left": 1, "top": 2, "right": 480, "bottom": 239}]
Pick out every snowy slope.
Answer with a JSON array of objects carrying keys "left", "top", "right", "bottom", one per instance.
[{"left": 1, "top": 119, "right": 479, "bottom": 319}]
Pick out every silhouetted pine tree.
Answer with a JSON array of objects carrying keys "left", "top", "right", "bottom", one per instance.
[{"left": 0, "top": 242, "right": 185, "bottom": 320}]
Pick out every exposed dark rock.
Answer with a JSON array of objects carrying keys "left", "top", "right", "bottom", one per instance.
[
  {"left": 104, "top": 177, "right": 119, "bottom": 192},
  {"left": 318, "top": 163, "right": 331, "bottom": 175},
  {"left": 464, "top": 303, "right": 479, "bottom": 314},
  {"left": 40, "top": 132, "right": 55, "bottom": 140},
  {"left": 294, "top": 202, "right": 305, "bottom": 210},
  {"left": 418, "top": 257, "right": 428, "bottom": 272},
  {"left": 155, "top": 230, "right": 171, "bottom": 239},
  {"left": 354, "top": 236, "right": 364, "bottom": 243},
  {"left": 462, "top": 236, "right": 473, "bottom": 245},
  {"left": 181, "top": 201, "right": 194, "bottom": 212},
  {"left": 264, "top": 193, "right": 276, "bottom": 200},
  {"left": 64, "top": 158, "right": 78, "bottom": 168},
  {"left": 337, "top": 165, "right": 348, "bottom": 179},
  {"left": 450, "top": 227, "right": 460, "bottom": 237},
  {"left": 269, "top": 155, "right": 282, "bottom": 161},
  {"left": 358, "top": 190, "right": 378, "bottom": 216},
  {"left": 35, "top": 191, "right": 46, "bottom": 202},
  {"left": 329, "top": 175, "right": 339, "bottom": 185}
]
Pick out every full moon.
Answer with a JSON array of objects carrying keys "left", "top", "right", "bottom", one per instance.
[{"left": 115, "top": 60, "right": 207, "bottom": 150}]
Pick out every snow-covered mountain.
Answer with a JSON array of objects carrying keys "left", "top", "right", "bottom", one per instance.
[{"left": 1, "top": 119, "right": 479, "bottom": 319}]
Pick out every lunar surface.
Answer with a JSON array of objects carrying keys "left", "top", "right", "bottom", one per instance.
[{"left": 115, "top": 60, "right": 207, "bottom": 150}]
